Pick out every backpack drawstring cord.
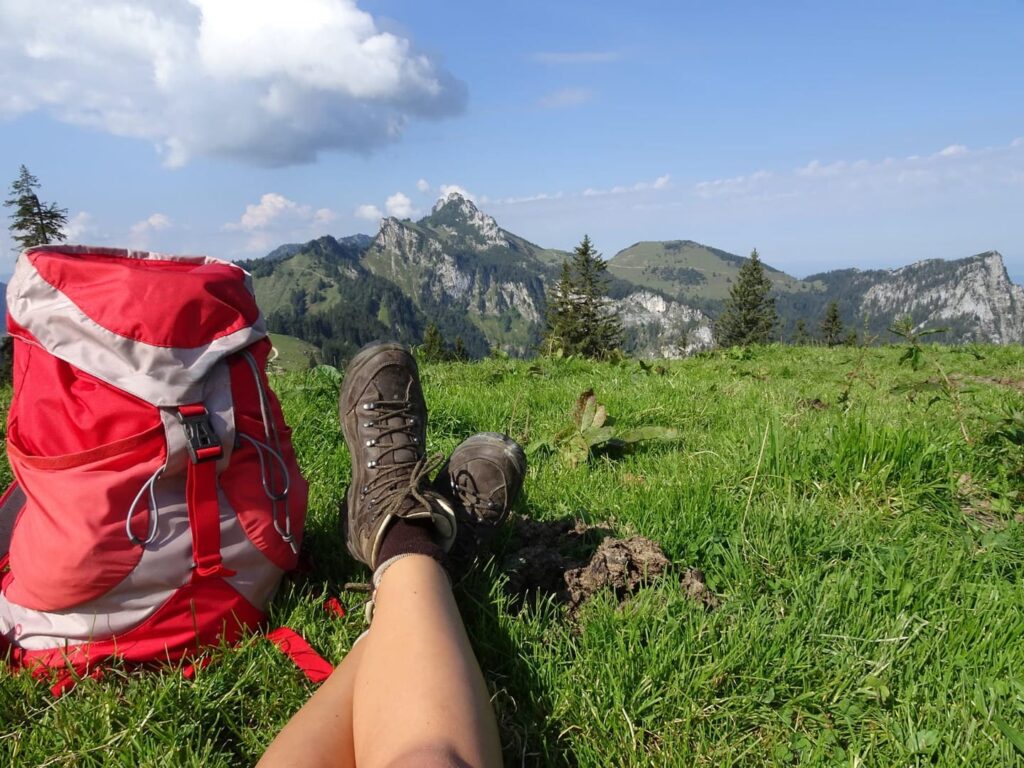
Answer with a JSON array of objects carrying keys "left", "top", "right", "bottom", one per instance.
[
  {"left": 125, "top": 465, "right": 164, "bottom": 545},
  {"left": 243, "top": 350, "right": 297, "bottom": 554}
]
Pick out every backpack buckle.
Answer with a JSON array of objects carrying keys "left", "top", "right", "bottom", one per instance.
[{"left": 177, "top": 405, "right": 223, "bottom": 463}]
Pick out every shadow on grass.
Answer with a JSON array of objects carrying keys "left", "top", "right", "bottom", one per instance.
[{"left": 455, "top": 515, "right": 612, "bottom": 766}]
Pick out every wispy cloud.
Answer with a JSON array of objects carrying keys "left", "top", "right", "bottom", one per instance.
[
  {"left": 484, "top": 174, "right": 670, "bottom": 206},
  {"left": 538, "top": 87, "right": 593, "bottom": 109},
  {"left": 483, "top": 191, "right": 566, "bottom": 205},
  {"left": 693, "top": 139, "right": 1024, "bottom": 203},
  {"left": 531, "top": 51, "right": 621, "bottom": 64},
  {"left": 695, "top": 170, "right": 774, "bottom": 198},
  {"left": 583, "top": 174, "right": 671, "bottom": 197}
]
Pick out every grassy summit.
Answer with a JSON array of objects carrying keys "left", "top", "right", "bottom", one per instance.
[
  {"left": 2, "top": 345, "right": 1024, "bottom": 765},
  {"left": 608, "top": 240, "right": 820, "bottom": 301}
]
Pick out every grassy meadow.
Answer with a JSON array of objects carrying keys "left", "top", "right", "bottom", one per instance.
[{"left": 2, "top": 344, "right": 1024, "bottom": 766}]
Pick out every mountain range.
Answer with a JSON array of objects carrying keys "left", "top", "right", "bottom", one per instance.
[{"left": 232, "top": 191, "right": 1023, "bottom": 362}]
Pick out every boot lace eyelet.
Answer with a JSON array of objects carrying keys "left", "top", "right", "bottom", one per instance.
[
  {"left": 367, "top": 460, "right": 377, "bottom": 468},
  {"left": 365, "top": 439, "right": 377, "bottom": 447}
]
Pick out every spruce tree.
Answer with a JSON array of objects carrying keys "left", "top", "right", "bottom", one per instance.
[
  {"left": 544, "top": 259, "right": 579, "bottom": 355},
  {"left": 819, "top": 301, "right": 844, "bottom": 347},
  {"left": 714, "top": 249, "right": 777, "bottom": 347},
  {"left": 793, "top": 318, "right": 811, "bottom": 345},
  {"left": 544, "top": 235, "right": 622, "bottom": 359},
  {"left": 452, "top": 336, "right": 468, "bottom": 361},
  {"left": 421, "top": 322, "right": 447, "bottom": 362},
  {"left": 4, "top": 165, "right": 68, "bottom": 250}
]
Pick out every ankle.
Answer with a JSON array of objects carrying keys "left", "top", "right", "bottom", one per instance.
[{"left": 377, "top": 517, "right": 445, "bottom": 565}]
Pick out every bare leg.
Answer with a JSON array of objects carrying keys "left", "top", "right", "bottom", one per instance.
[
  {"left": 260, "top": 555, "right": 501, "bottom": 768},
  {"left": 258, "top": 637, "right": 364, "bottom": 768}
]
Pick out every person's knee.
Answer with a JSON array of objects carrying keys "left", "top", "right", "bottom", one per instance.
[{"left": 382, "top": 743, "right": 479, "bottom": 768}]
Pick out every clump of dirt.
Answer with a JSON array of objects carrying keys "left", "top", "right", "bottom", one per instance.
[
  {"left": 956, "top": 473, "right": 1024, "bottom": 528},
  {"left": 564, "top": 535, "right": 669, "bottom": 609},
  {"left": 499, "top": 516, "right": 718, "bottom": 614},
  {"left": 501, "top": 517, "right": 607, "bottom": 600},
  {"left": 969, "top": 376, "right": 1024, "bottom": 392},
  {"left": 679, "top": 567, "right": 720, "bottom": 610}
]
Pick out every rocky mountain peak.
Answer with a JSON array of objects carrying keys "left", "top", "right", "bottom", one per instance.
[{"left": 424, "top": 192, "right": 507, "bottom": 249}]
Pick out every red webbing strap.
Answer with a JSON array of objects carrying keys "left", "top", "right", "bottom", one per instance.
[
  {"left": 179, "top": 404, "right": 235, "bottom": 580},
  {"left": 265, "top": 627, "right": 334, "bottom": 683}
]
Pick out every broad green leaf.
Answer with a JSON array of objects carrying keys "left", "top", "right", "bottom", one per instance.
[
  {"left": 526, "top": 440, "right": 554, "bottom": 457},
  {"left": 993, "top": 714, "right": 1024, "bottom": 756},
  {"left": 616, "top": 426, "right": 683, "bottom": 444},
  {"left": 905, "top": 730, "right": 939, "bottom": 755},
  {"left": 582, "top": 425, "right": 616, "bottom": 448}
]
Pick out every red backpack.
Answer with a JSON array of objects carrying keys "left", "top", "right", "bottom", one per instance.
[{"left": 0, "top": 245, "right": 308, "bottom": 683}]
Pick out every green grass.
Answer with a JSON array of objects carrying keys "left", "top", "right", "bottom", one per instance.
[
  {"left": 268, "top": 333, "right": 319, "bottom": 371},
  {"left": 3, "top": 345, "right": 1024, "bottom": 765}
]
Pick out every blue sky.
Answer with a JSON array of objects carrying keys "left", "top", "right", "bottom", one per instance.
[{"left": 0, "top": 0, "right": 1021, "bottom": 281}]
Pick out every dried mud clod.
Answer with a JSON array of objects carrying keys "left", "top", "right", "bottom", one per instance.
[
  {"left": 564, "top": 535, "right": 669, "bottom": 610},
  {"left": 499, "top": 517, "right": 719, "bottom": 614}
]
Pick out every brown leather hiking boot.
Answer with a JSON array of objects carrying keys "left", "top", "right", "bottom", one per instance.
[
  {"left": 434, "top": 432, "right": 526, "bottom": 534},
  {"left": 339, "top": 342, "right": 456, "bottom": 570}
]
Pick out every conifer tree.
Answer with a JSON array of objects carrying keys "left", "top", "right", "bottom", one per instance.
[
  {"left": 544, "top": 259, "right": 578, "bottom": 355},
  {"left": 4, "top": 165, "right": 68, "bottom": 250},
  {"left": 714, "top": 249, "right": 777, "bottom": 347},
  {"left": 819, "top": 301, "right": 845, "bottom": 347},
  {"left": 543, "top": 235, "right": 622, "bottom": 359},
  {"left": 452, "top": 336, "right": 468, "bottom": 361},
  {"left": 793, "top": 318, "right": 811, "bottom": 345},
  {"left": 421, "top": 322, "right": 447, "bottom": 362}
]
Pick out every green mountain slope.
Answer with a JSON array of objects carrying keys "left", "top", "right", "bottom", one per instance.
[
  {"left": 608, "top": 240, "right": 819, "bottom": 302},
  {"left": 237, "top": 194, "right": 1023, "bottom": 360}
]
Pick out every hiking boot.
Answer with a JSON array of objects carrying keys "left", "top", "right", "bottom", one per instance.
[
  {"left": 434, "top": 432, "right": 527, "bottom": 539},
  {"left": 339, "top": 341, "right": 456, "bottom": 570}
]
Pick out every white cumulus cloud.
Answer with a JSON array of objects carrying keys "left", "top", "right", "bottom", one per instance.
[
  {"left": 354, "top": 204, "right": 383, "bottom": 221},
  {"left": 438, "top": 184, "right": 475, "bottom": 202},
  {"left": 0, "top": 0, "right": 466, "bottom": 167},
  {"left": 416, "top": 178, "right": 431, "bottom": 193},
  {"left": 128, "top": 212, "right": 172, "bottom": 247},
  {"left": 63, "top": 212, "right": 94, "bottom": 241},
  {"left": 385, "top": 192, "right": 415, "bottom": 218},
  {"left": 130, "top": 213, "right": 173, "bottom": 236},
  {"left": 225, "top": 192, "right": 337, "bottom": 251}
]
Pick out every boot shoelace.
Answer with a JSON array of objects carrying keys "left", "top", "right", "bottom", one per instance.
[
  {"left": 359, "top": 396, "right": 443, "bottom": 522},
  {"left": 345, "top": 396, "right": 443, "bottom": 614},
  {"left": 451, "top": 469, "right": 505, "bottom": 518}
]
